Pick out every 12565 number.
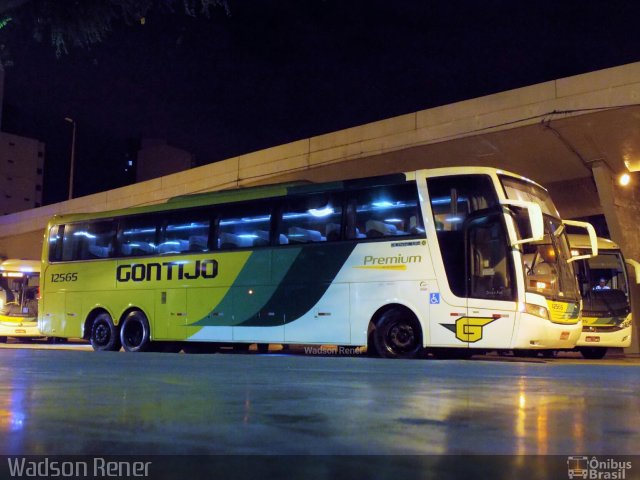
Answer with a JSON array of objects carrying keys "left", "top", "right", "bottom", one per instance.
[{"left": 51, "top": 273, "right": 78, "bottom": 282}]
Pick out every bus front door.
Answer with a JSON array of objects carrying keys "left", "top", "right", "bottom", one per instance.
[{"left": 463, "top": 213, "right": 517, "bottom": 349}]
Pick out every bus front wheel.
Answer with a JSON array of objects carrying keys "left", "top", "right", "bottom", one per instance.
[
  {"left": 120, "top": 311, "right": 152, "bottom": 353},
  {"left": 90, "top": 313, "right": 121, "bottom": 352},
  {"left": 372, "top": 308, "right": 423, "bottom": 359},
  {"left": 579, "top": 347, "right": 607, "bottom": 360}
]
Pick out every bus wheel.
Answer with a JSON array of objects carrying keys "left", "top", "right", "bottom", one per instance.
[
  {"left": 90, "top": 313, "right": 121, "bottom": 352},
  {"left": 373, "top": 308, "right": 423, "bottom": 359},
  {"left": 120, "top": 311, "right": 151, "bottom": 352},
  {"left": 579, "top": 347, "right": 607, "bottom": 360},
  {"left": 182, "top": 342, "right": 219, "bottom": 354}
]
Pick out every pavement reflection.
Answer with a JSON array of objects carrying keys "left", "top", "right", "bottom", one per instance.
[{"left": 0, "top": 348, "right": 637, "bottom": 455}]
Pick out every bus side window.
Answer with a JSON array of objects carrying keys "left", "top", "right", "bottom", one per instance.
[
  {"left": 117, "top": 215, "right": 159, "bottom": 257},
  {"left": 48, "top": 225, "right": 64, "bottom": 262},
  {"left": 160, "top": 210, "right": 211, "bottom": 254},
  {"left": 60, "top": 221, "right": 115, "bottom": 261},
  {"left": 217, "top": 202, "right": 272, "bottom": 250},
  {"left": 427, "top": 175, "right": 499, "bottom": 298},
  {"left": 279, "top": 193, "right": 342, "bottom": 244},
  {"left": 348, "top": 183, "right": 424, "bottom": 240}
]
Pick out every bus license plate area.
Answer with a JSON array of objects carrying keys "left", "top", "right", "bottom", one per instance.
[{"left": 585, "top": 336, "right": 600, "bottom": 343}]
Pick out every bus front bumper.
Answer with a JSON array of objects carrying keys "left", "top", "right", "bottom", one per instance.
[
  {"left": 511, "top": 314, "right": 581, "bottom": 349},
  {"left": 576, "top": 325, "right": 632, "bottom": 348},
  {"left": 0, "top": 320, "right": 43, "bottom": 338}
]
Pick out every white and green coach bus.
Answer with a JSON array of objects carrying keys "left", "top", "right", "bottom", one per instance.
[
  {"left": 569, "top": 235, "right": 639, "bottom": 359},
  {"left": 38, "top": 167, "right": 595, "bottom": 358}
]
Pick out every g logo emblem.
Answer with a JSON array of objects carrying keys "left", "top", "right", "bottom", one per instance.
[{"left": 455, "top": 317, "right": 496, "bottom": 343}]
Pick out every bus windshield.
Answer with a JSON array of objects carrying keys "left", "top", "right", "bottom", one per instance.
[
  {"left": 499, "top": 175, "right": 580, "bottom": 302},
  {"left": 0, "top": 261, "right": 40, "bottom": 318},
  {"left": 574, "top": 249, "right": 629, "bottom": 316}
]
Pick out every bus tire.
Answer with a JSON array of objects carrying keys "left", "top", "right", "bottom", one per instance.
[
  {"left": 90, "top": 313, "right": 121, "bottom": 352},
  {"left": 579, "top": 347, "right": 607, "bottom": 360},
  {"left": 373, "top": 308, "right": 423, "bottom": 359},
  {"left": 120, "top": 310, "right": 151, "bottom": 353},
  {"left": 182, "top": 342, "right": 219, "bottom": 354}
]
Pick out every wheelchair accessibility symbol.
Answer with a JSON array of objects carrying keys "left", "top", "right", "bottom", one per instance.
[{"left": 429, "top": 293, "right": 440, "bottom": 304}]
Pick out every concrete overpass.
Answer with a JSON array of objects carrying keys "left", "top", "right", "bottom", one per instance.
[
  {"left": 3, "top": 62, "right": 640, "bottom": 317},
  {"left": 3, "top": 61, "right": 640, "bottom": 257}
]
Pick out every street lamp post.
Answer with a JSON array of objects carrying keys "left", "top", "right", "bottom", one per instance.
[{"left": 64, "top": 117, "right": 76, "bottom": 200}]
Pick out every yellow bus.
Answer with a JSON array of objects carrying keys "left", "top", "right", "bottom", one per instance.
[
  {"left": 569, "top": 235, "right": 638, "bottom": 359},
  {"left": 38, "top": 167, "right": 595, "bottom": 358},
  {"left": 0, "top": 259, "right": 41, "bottom": 342}
]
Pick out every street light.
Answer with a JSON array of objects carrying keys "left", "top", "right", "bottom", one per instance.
[{"left": 64, "top": 117, "right": 76, "bottom": 200}]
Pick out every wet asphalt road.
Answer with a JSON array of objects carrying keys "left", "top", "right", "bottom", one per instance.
[{"left": 0, "top": 345, "right": 638, "bottom": 456}]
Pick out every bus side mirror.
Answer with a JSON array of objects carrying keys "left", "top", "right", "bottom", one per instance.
[
  {"left": 499, "top": 199, "right": 544, "bottom": 246},
  {"left": 564, "top": 220, "right": 598, "bottom": 262},
  {"left": 625, "top": 258, "right": 640, "bottom": 284}
]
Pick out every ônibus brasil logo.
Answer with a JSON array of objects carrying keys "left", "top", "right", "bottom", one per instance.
[{"left": 567, "top": 456, "right": 632, "bottom": 479}]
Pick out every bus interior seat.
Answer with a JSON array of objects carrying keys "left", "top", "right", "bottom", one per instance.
[
  {"left": 365, "top": 220, "right": 398, "bottom": 237},
  {"left": 88, "top": 245, "right": 111, "bottom": 258},
  {"left": 219, "top": 232, "right": 254, "bottom": 249},
  {"left": 278, "top": 234, "right": 289, "bottom": 245},
  {"left": 409, "top": 216, "right": 424, "bottom": 234},
  {"left": 326, "top": 223, "right": 340, "bottom": 241},
  {"left": 120, "top": 242, "right": 155, "bottom": 256},
  {"left": 188, "top": 235, "right": 209, "bottom": 252},
  {"left": 253, "top": 230, "right": 270, "bottom": 247},
  {"left": 287, "top": 226, "right": 324, "bottom": 243},
  {"left": 158, "top": 239, "right": 190, "bottom": 254}
]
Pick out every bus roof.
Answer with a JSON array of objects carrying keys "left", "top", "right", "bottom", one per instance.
[
  {"left": 46, "top": 172, "right": 410, "bottom": 225},
  {"left": 45, "top": 166, "right": 545, "bottom": 226},
  {"left": 0, "top": 259, "right": 41, "bottom": 274},
  {"left": 568, "top": 234, "right": 619, "bottom": 251}
]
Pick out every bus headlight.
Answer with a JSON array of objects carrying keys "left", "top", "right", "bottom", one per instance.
[
  {"left": 521, "top": 303, "right": 550, "bottom": 320},
  {"left": 619, "top": 317, "right": 632, "bottom": 329}
]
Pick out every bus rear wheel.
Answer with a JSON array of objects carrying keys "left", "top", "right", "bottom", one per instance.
[
  {"left": 90, "top": 313, "right": 121, "bottom": 352},
  {"left": 579, "top": 347, "right": 607, "bottom": 359},
  {"left": 372, "top": 308, "right": 423, "bottom": 359},
  {"left": 120, "top": 311, "right": 152, "bottom": 352}
]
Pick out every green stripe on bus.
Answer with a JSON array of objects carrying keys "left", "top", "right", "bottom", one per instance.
[
  {"left": 190, "top": 248, "right": 301, "bottom": 327},
  {"left": 237, "top": 242, "right": 357, "bottom": 326}
]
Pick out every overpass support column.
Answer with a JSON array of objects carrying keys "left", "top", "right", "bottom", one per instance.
[{"left": 591, "top": 161, "right": 640, "bottom": 354}]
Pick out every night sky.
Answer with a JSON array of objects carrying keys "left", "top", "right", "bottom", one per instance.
[{"left": 3, "top": 0, "right": 640, "bottom": 204}]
